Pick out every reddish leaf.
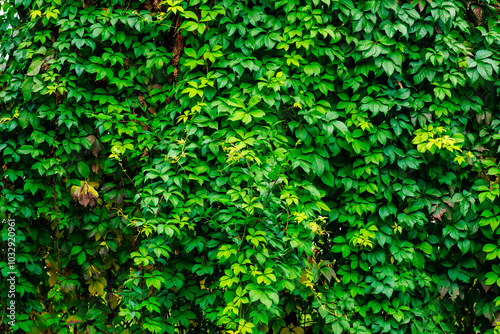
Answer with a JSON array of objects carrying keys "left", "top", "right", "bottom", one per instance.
[
  {"left": 432, "top": 203, "right": 448, "bottom": 221},
  {"left": 91, "top": 138, "right": 102, "bottom": 157}
]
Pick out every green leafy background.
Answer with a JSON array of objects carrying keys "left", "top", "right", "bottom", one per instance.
[{"left": 2, "top": 0, "right": 500, "bottom": 333}]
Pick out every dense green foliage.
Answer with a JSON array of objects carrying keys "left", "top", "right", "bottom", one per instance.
[{"left": 2, "top": 0, "right": 500, "bottom": 333}]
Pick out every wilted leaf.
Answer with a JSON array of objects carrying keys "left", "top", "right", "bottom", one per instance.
[
  {"left": 438, "top": 285, "right": 449, "bottom": 298},
  {"left": 70, "top": 181, "right": 99, "bottom": 207},
  {"left": 91, "top": 138, "right": 103, "bottom": 157},
  {"left": 431, "top": 203, "right": 448, "bottom": 221},
  {"left": 86, "top": 135, "right": 96, "bottom": 145},
  {"left": 66, "top": 315, "right": 83, "bottom": 325},
  {"left": 482, "top": 281, "right": 493, "bottom": 294}
]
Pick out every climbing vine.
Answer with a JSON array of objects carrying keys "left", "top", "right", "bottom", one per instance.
[{"left": 2, "top": 0, "right": 500, "bottom": 333}]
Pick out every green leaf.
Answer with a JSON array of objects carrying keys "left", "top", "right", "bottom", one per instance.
[
  {"left": 116, "top": 31, "right": 126, "bottom": 44},
  {"left": 91, "top": 23, "right": 105, "bottom": 38},
  {"left": 304, "top": 63, "right": 321, "bottom": 75},
  {"left": 27, "top": 58, "right": 45, "bottom": 76},
  {"left": 321, "top": 171, "right": 335, "bottom": 187},
  {"left": 483, "top": 244, "right": 497, "bottom": 253},
  {"left": 77, "top": 162, "right": 90, "bottom": 178},
  {"left": 249, "top": 289, "right": 263, "bottom": 302},
  {"left": 18, "top": 145, "right": 33, "bottom": 155},
  {"left": 71, "top": 246, "right": 83, "bottom": 255},
  {"left": 17, "top": 111, "right": 31, "bottom": 129},
  {"left": 21, "top": 77, "right": 33, "bottom": 102},
  {"left": 477, "top": 63, "right": 493, "bottom": 80},
  {"left": 476, "top": 50, "right": 493, "bottom": 60},
  {"left": 418, "top": 242, "right": 433, "bottom": 255},
  {"left": 413, "top": 252, "right": 425, "bottom": 269},
  {"left": 311, "top": 154, "right": 325, "bottom": 176},
  {"left": 248, "top": 95, "right": 261, "bottom": 109},
  {"left": 332, "top": 322, "right": 343, "bottom": 334},
  {"left": 485, "top": 272, "right": 499, "bottom": 285},
  {"left": 77, "top": 251, "right": 86, "bottom": 265},
  {"left": 333, "top": 121, "right": 348, "bottom": 134},
  {"left": 259, "top": 293, "right": 272, "bottom": 309}
]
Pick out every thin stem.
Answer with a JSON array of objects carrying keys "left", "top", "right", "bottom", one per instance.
[
  {"left": 119, "top": 162, "right": 140, "bottom": 193},
  {"left": 260, "top": 165, "right": 285, "bottom": 219}
]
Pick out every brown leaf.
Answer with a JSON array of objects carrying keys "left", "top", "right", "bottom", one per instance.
[
  {"left": 442, "top": 197, "right": 455, "bottom": 209},
  {"left": 449, "top": 285, "right": 460, "bottom": 300},
  {"left": 485, "top": 111, "right": 492, "bottom": 125},
  {"left": 70, "top": 185, "right": 83, "bottom": 200},
  {"left": 473, "top": 145, "right": 488, "bottom": 152},
  {"left": 473, "top": 5, "right": 483, "bottom": 25},
  {"left": 88, "top": 194, "right": 98, "bottom": 207},
  {"left": 70, "top": 181, "right": 98, "bottom": 207},
  {"left": 86, "top": 135, "right": 96, "bottom": 145},
  {"left": 48, "top": 273, "right": 59, "bottom": 287},
  {"left": 438, "top": 285, "right": 449, "bottom": 298},
  {"left": 79, "top": 194, "right": 90, "bottom": 207},
  {"left": 138, "top": 94, "right": 146, "bottom": 109},
  {"left": 144, "top": 0, "right": 153, "bottom": 11},
  {"left": 66, "top": 315, "right": 83, "bottom": 325},
  {"left": 493, "top": 311, "right": 500, "bottom": 326},
  {"left": 476, "top": 112, "right": 485, "bottom": 124},
  {"left": 98, "top": 245, "right": 108, "bottom": 257},
  {"left": 169, "top": 31, "right": 186, "bottom": 83},
  {"left": 432, "top": 203, "right": 448, "bottom": 221},
  {"left": 91, "top": 138, "right": 102, "bottom": 157},
  {"left": 482, "top": 281, "right": 493, "bottom": 294}
]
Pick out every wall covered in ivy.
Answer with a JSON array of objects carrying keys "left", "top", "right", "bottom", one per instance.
[{"left": 2, "top": 0, "right": 500, "bottom": 333}]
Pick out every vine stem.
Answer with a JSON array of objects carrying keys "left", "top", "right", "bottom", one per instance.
[
  {"left": 260, "top": 165, "right": 285, "bottom": 219},
  {"left": 260, "top": 138, "right": 300, "bottom": 218},
  {"left": 119, "top": 162, "right": 140, "bottom": 193},
  {"left": 52, "top": 183, "right": 62, "bottom": 263}
]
